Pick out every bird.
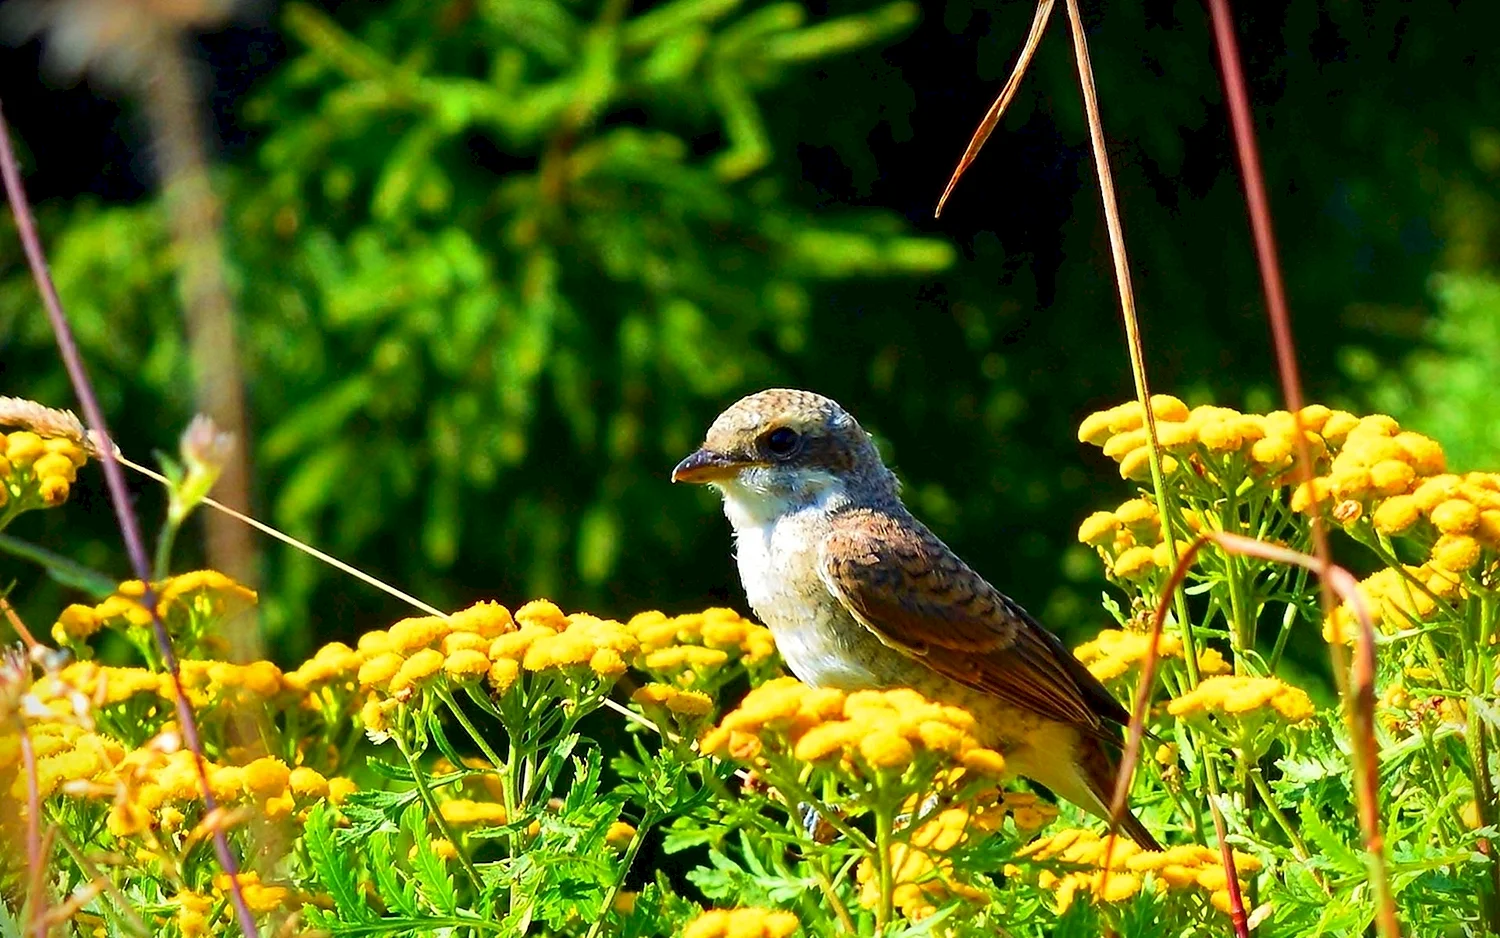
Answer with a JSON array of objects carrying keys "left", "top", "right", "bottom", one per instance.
[{"left": 672, "top": 388, "right": 1160, "bottom": 849}]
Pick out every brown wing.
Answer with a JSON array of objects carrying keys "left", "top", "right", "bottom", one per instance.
[{"left": 818, "top": 508, "right": 1129, "bottom": 738}]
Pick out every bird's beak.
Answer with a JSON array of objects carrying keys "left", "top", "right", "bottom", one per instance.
[{"left": 672, "top": 448, "right": 744, "bottom": 484}]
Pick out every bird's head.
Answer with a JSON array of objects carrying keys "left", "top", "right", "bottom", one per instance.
[{"left": 673, "top": 389, "right": 897, "bottom": 525}]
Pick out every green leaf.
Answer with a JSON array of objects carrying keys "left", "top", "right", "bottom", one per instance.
[
  {"left": 406, "top": 802, "right": 459, "bottom": 915},
  {"left": 306, "top": 803, "right": 375, "bottom": 921}
]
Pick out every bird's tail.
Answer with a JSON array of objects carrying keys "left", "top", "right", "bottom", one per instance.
[{"left": 1078, "top": 735, "right": 1162, "bottom": 852}]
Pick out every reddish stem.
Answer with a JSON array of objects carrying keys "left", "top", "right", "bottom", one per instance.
[
  {"left": 0, "top": 99, "right": 260, "bottom": 938},
  {"left": 20, "top": 722, "right": 46, "bottom": 938},
  {"left": 1205, "top": 5, "right": 1399, "bottom": 935}
]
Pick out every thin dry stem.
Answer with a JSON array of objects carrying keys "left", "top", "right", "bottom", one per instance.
[
  {"left": 19, "top": 722, "right": 46, "bottom": 938},
  {"left": 935, "top": 0, "right": 1054, "bottom": 217},
  {"left": 1205, "top": 4, "right": 1399, "bottom": 934},
  {"left": 0, "top": 595, "right": 40, "bottom": 650},
  {"left": 119, "top": 454, "right": 448, "bottom": 618},
  {"left": 0, "top": 97, "right": 261, "bottom": 938}
]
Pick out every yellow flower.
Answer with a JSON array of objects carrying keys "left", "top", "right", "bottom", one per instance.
[
  {"left": 1110, "top": 546, "right": 1156, "bottom": 580},
  {"left": 440, "top": 800, "right": 508, "bottom": 826},
  {"left": 1372, "top": 495, "right": 1421, "bottom": 535},
  {"left": 632, "top": 683, "right": 714, "bottom": 717},
  {"left": 241, "top": 757, "right": 291, "bottom": 800},
  {"left": 1077, "top": 511, "right": 1120, "bottom": 546},
  {"left": 288, "top": 767, "right": 329, "bottom": 799},
  {"left": 447, "top": 600, "right": 514, "bottom": 638},
  {"left": 682, "top": 908, "right": 799, "bottom": 938},
  {"left": 1074, "top": 629, "right": 1228, "bottom": 683},
  {"left": 1167, "top": 675, "right": 1314, "bottom": 724},
  {"left": 443, "top": 649, "right": 491, "bottom": 681},
  {"left": 389, "top": 648, "right": 445, "bottom": 695},
  {"left": 1432, "top": 534, "right": 1481, "bottom": 573},
  {"left": 488, "top": 658, "right": 520, "bottom": 693},
  {"left": 605, "top": 820, "right": 636, "bottom": 849},
  {"left": 387, "top": 616, "right": 450, "bottom": 654},
  {"left": 328, "top": 777, "right": 358, "bottom": 804},
  {"left": 858, "top": 730, "right": 915, "bottom": 769},
  {"left": 1430, "top": 498, "right": 1480, "bottom": 534},
  {"left": 357, "top": 652, "right": 404, "bottom": 689},
  {"left": 1369, "top": 459, "right": 1416, "bottom": 496},
  {"left": 515, "top": 599, "right": 569, "bottom": 631},
  {"left": 442, "top": 631, "right": 490, "bottom": 655},
  {"left": 4, "top": 431, "right": 46, "bottom": 465}
]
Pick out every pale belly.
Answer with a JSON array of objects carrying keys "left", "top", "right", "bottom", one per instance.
[{"left": 731, "top": 511, "right": 1082, "bottom": 775}]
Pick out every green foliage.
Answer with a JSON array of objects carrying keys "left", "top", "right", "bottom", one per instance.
[{"left": 0, "top": 0, "right": 948, "bottom": 649}]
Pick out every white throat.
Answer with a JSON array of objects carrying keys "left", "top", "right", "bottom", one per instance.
[{"left": 715, "top": 468, "right": 848, "bottom": 532}]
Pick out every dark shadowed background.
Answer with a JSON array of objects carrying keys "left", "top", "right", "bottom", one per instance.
[{"left": 2, "top": 0, "right": 1499, "bottom": 666}]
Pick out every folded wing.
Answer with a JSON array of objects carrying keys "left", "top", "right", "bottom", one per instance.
[{"left": 817, "top": 508, "right": 1129, "bottom": 740}]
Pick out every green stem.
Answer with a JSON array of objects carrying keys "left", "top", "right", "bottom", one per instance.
[
  {"left": 1266, "top": 600, "right": 1298, "bottom": 674},
  {"left": 585, "top": 811, "right": 659, "bottom": 938},
  {"left": 1466, "top": 705, "right": 1500, "bottom": 935},
  {"left": 1246, "top": 767, "right": 1314, "bottom": 868},
  {"left": 394, "top": 732, "right": 485, "bottom": 896},
  {"left": 873, "top": 800, "right": 895, "bottom": 932},
  {"left": 154, "top": 513, "right": 184, "bottom": 580},
  {"left": 811, "top": 858, "right": 858, "bottom": 935}
]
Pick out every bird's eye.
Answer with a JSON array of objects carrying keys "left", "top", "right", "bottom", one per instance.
[{"left": 764, "top": 427, "right": 802, "bottom": 458}]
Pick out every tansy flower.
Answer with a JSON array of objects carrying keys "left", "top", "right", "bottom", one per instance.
[
  {"left": 702, "top": 679, "right": 1005, "bottom": 784},
  {"left": 605, "top": 820, "right": 636, "bottom": 849},
  {"left": 515, "top": 599, "right": 569, "bottom": 631},
  {"left": 1167, "top": 675, "right": 1314, "bottom": 725},
  {"left": 288, "top": 767, "right": 329, "bottom": 799},
  {"left": 629, "top": 608, "right": 777, "bottom": 689},
  {"left": 1074, "top": 630, "right": 1229, "bottom": 683},
  {"left": 447, "top": 600, "right": 514, "bottom": 638},
  {"left": 440, "top": 800, "right": 508, "bottom": 826},
  {"left": 387, "top": 616, "right": 450, "bottom": 654},
  {"left": 1325, "top": 563, "right": 1458, "bottom": 643},
  {"left": 856, "top": 843, "right": 988, "bottom": 920},
  {"left": 681, "top": 908, "right": 799, "bottom": 938},
  {"left": 1020, "top": 829, "right": 1260, "bottom": 916},
  {"left": 443, "top": 649, "right": 491, "bottom": 681},
  {"left": 632, "top": 683, "right": 714, "bottom": 718},
  {"left": 389, "top": 648, "right": 445, "bottom": 696},
  {"left": 357, "top": 653, "right": 404, "bottom": 689}
]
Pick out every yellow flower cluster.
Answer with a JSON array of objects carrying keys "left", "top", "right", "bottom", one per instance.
[
  {"left": 51, "top": 570, "right": 258, "bottom": 645},
  {"left": 0, "top": 429, "right": 87, "bottom": 510},
  {"left": 96, "top": 748, "right": 356, "bottom": 831},
  {"left": 1290, "top": 414, "right": 1447, "bottom": 519},
  {"left": 681, "top": 907, "right": 799, "bottom": 938},
  {"left": 857, "top": 842, "right": 988, "bottom": 920},
  {"left": 628, "top": 607, "right": 776, "bottom": 689},
  {"left": 1167, "top": 675, "right": 1315, "bottom": 725},
  {"left": 905, "top": 788, "right": 1058, "bottom": 851},
  {"left": 1324, "top": 563, "right": 1464, "bottom": 643},
  {"left": 354, "top": 600, "right": 635, "bottom": 710},
  {"left": 701, "top": 678, "right": 1007, "bottom": 779},
  {"left": 1017, "top": 828, "right": 1262, "bottom": 914},
  {"left": 2, "top": 716, "right": 122, "bottom": 801},
  {"left": 632, "top": 682, "right": 715, "bottom": 720},
  {"left": 1367, "top": 472, "right": 1500, "bottom": 574},
  {"left": 28, "top": 659, "right": 289, "bottom": 722},
  {"left": 174, "top": 871, "right": 322, "bottom": 937},
  {"left": 1073, "top": 629, "right": 1229, "bottom": 683},
  {"left": 1079, "top": 397, "right": 1336, "bottom": 482},
  {"left": 439, "top": 798, "right": 509, "bottom": 827},
  {"left": 1076, "top": 495, "right": 1202, "bottom": 581}
]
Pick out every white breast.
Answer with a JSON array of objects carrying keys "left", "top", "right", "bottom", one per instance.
[{"left": 721, "top": 482, "right": 881, "bottom": 689}]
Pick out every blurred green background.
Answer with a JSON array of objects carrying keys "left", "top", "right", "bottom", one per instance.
[{"left": 3, "top": 0, "right": 1500, "bottom": 662}]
